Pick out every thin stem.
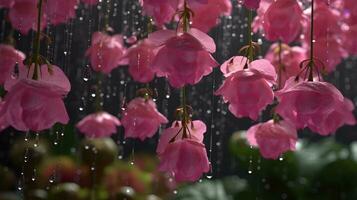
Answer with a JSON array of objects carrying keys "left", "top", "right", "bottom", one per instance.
[
  {"left": 182, "top": 1, "right": 190, "bottom": 33},
  {"left": 94, "top": 74, "right": 104, "bottom": 112},
  {"left": 32, "top": 0, "right": 43, "bottom": 80},
  {"left": 247, "top": 10, "right": 254, "bottom": 61},
  {"left": 308, "top": 0, "right": 315, "bottom": 81},
  {"left": 103, "top": 0, "right": 110, "bottom": 31},
  {"left": 180, "top": 86, "right": 188, "bottom": 138}
]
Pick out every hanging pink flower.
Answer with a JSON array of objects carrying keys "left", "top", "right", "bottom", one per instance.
[
  {"left": 139, "top": 0, "right": 180, "bottom": 26},
  {"left": 45, "top": 0, "right": 78, "bottom": 25},
  {"left": 0, "top": 0, "right": 14, "bottom": 8},
  {"left": 252, "top": 0, "right": 273, "bottom": 32},
  {"left": 121, "top": 97, "right": 168, "bottom": 141},
  {"left": 122, "top": 39, "right": 156, "bottom": 83},
  {"left": 215, "top": 56, "right": 276, "bottom": 120},
  {"left": 76, "top": 112, "right": 121, "bottom": 138},
  {"left": 85, "top": 32, "right": 127, "bottom": 74},
  {"left": 262, "top": 0, "right": 303, "bottom": 43},
  {"left": 189, "top": 0, "right": 232, "bottom": 32},
  {"left": 8, "top": 0, "right": 47, "bottom": 34},
  {"left": 0, "top": 44, "right": 25, "bottom": 85},
  {"left": 0, "top": 64, "right": 71, "bottom": 131},
  {"left": 275, "top": 77, "right": 356, "bottom": 136},
  {"left": 157, "top": 120, "right": 210, "bottom": 182},
  {"left": 148, "top": 28, "right": 218, "bottom": 88},
  {"left": 247, "top": 120, "right": 298, "bottom": 159},
  {"left": 242, "top": 0, "right": 261, "bottom": 10},
  {"left": 81, "top": 0, "right": 98, "bottom": 5},
  {"left": 264, "top": 43, "right": 307, "bottom": 87},
  {"left": 343, "top": 24, "right": 357, "bottom": 55},
  {"left": 0, "top": 100, "right": 9, "bottom": 132}
]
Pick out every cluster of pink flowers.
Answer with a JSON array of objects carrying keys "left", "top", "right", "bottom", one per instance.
[
  {"left": 0, "top": 0, "right": 356, "bottom": 184},
  {"left": 0, "top": 0, "right": 98, "bottom": 34}
]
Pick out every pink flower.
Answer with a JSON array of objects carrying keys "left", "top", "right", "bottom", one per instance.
[
  {"left": 0, "top": 0, "right": 14, "bottom": 8},
  {"left": 189, "top": 0, "right": 232, "bottom": 32},
  {"left": 8, "top": 0, "right": 47, "bottom": 34},
  {"left": 0, "top": 64, "right": 71, "bottom": 131},
  {"left": 247, "top": 120, "right": 298, "bottom": 159},
  {"left": 148, "top": 28, "right": 218, "bottom": 88},
  {"left": 139, "top": 0, "right": 180, "bottom": 26},
  {"left": 262, "top": 0, "right": 303, "bottom": 43},
  {"left": 85, "top": 32, "right": 127, "bottom": 74},
  {"left": 122, "top": 39, "right": 156, "bottom": 83},
  {"left": 275, "top": 77, "right": 356, "bottom": 136},
  {"left": 157, "top": 120, "right": 210, "bottom": 182},
  {"left": 242, "top": 0, "right": 261, "bottom": 10},
  {"left": 0, "top": 100, "right": 9, "bottom": 132},
  {"left": 264, "top": 43, "right": 307, "bottom": 87},
  {"left": 81, "top": 0, "right": 98, "bottom": 5},
  {"left": 121, "top": 97, "right": 168, "bottom": 141},
  {"left": 45, "top": 0, "right": 78, "bottom": 25},
  {"left": 0, "top": 44, "right": 25, "bottom": 85},
  {"left": 76, "top": 112, "right": 121, "bottom": 138},
  {"left": 215, "top": 57, "right": 276, "bottom": 120}
]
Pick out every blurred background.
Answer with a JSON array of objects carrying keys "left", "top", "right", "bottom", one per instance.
[{"left": 0, "top": 0, "right": 357, "bottom": 199}]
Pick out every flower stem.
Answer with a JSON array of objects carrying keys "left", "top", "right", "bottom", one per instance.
[
  {"left": 94, "top": 74, "right": 104, "bottom": 112},
  {"left": 308, "top": 0, "right": 315, "bottom": 81},
  {"left": 182, "top": 1, "right": 190, "bottom": 33},
  {"left": 247, "top": 9, "right": 254, "bottom": 61},
  {"left": 32, "top": 0, "right": 43, "bottom": 80}
]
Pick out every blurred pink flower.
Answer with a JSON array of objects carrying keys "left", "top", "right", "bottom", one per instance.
[
  {"left": 45, "top": 0, "right": 78, "bottom": 25},
  {"left": 81, "top": 0, "right": 98, "bottom": 5},
  {"left": 122, "top": 39, "right": 157, "bottom": 83},
  {"left": 85, "top": 32, "right": 127, "bottom": 74},
  {"left": 262, "top": 0, "right": 303, "bottom": 43},
  {"left": 8, "top": 0, "right": 47, "bottom": 34},
  {"left": 189, "top": 0, "right": 232, "bottom": 32},
  {"left": 157, "top": 120, "right": 210, "bottom": 182},
  {"left": 264, "top": 43, "right": 307, "bottom": 87},
  {"left": 0, "top": 64, "right": 71, "bottom": 131},
  {"left": 121, "top": 97, "right": 168, "bottom": 141},
  {"left": 242, "top": 0, "right": 261, "bottom": 10},
  {"left": 0, "top": 0, "right": 14, "bottom": 8},
  {"left": 148, "top": 28, "right": 218, "bottom": 88},
  {"left": 216, "top": 57, "right": 276, "bottom": 120},
  {"left": 0, "top": 44, "right": 25, "bottom": 85},
  {"left": 139, "top": 0, "right": 180, "bottom": 26},
  {"left": 275, "top": 77, "right": 356, "bottom": 136},
  {"left": 247, "top": 120, "right": 297, "bottom": 159},
  {"left": 77, "top": 112, "right": 121, "bottom": 138}
]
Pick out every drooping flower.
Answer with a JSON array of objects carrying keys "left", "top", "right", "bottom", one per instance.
[
  {"left": 148, "top": 28, "right": 218, "bottom": 88},
  {"left": 0, "top": 44, "right": 26, "bottom": 85},
  {"left": 0, "top": 64, "right": 71, "bottom": 131},
  {"left": 242, "top": 0, "right": 261, "bottom": 10},
  {"left": 45, "top": 0, "right": 78, "bottom": 25},
  {"left": 264, "top": 43, "right": 307, "bottom": 87},
  {"left": 188, "top": 0, "right": 232, "bottom": 32},
  {"left": 121, "top": 39, "right": 157, "bottom": 83},
  {"left": 215, "top": 56, "right": 276, "bottom": 120},
  {"left": 139, "top": 0, "right": 180, "bottom": 26},
  {"left": 81, "top": 0, "right": 98, "bottom": 5},
  {"left": 85, "top": 32, "right": 127, "bottom": 74},
  {"left": 275, "top": 77, "right": 356, "bottom": 136},
  {"left": 157, "top": 120, "right": 210, "bottom": 182},
  {"left": 0, "top": 0, "right": 14, "bottom": 8},
  {"left": 247, "top": 120, "right": 298, "bottom": 159},
  {"left": 261, "top": 0, "right": 303, "bottom": 43},
  {"left": 121, "top": 97, "right": 168, "bottom": 141},
  {"left": 8, "top": 0, "right": 47, "bottom": 34},
  {"left": 76, "top": 112, "right": 121, "bottom": 138}
]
